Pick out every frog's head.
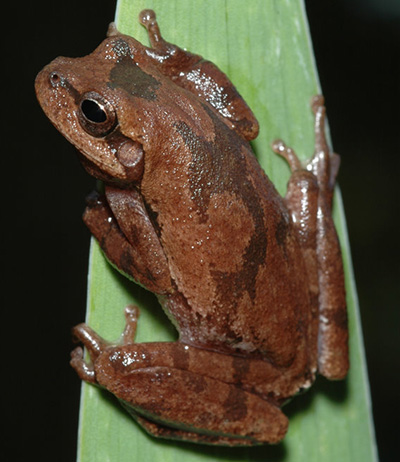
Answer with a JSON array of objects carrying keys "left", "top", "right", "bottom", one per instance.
[{"left": 35, "top": 25, "right": 165, "bottom": 185}]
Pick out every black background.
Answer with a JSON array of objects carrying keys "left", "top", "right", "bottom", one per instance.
[{"left": 4, "top": 1, "right": 399, "bottom": 460}]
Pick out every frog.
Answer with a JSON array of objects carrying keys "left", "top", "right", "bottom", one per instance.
[{"left": 35, "top": 9, "right": 348, "bottom": 446}]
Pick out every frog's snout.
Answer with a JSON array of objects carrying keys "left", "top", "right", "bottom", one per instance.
[{"left": 35, "top": 57, "right": 75, "bottom": 98}]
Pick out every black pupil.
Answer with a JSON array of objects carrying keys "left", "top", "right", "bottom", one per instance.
[{"left": 81, "top": 99, "right": 107, "bottom": 123}]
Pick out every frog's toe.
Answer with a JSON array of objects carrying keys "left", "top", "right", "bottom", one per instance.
[
  {"left": 310, "top": 94, "right": 325, "bottom": 114},
  {"left": 271, "top": 139, "right": 302, "bottom": 171},
  {"left": 121, "top": 305, "right": 140, "bottom": 345},
  {"left": 71, "top": 323, "right": 107, "bottom": 362},
  {"left": 70, "top": 346, "right": 97, "bottom": 383},
  {"left": 84, "top": 190, "right": 105, "bottom": 208}
]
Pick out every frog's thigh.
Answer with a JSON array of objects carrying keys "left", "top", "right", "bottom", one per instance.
[
  {"left": 83, "top": 193, "right": 171, "bottom": 293},
  {"left": 105, "top": 366, "right": 288, "bottom": 445}
]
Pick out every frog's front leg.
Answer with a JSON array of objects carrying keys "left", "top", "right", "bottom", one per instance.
[
  {"left": 71, "top": 307, "right": 288, "bottom": 446},
  {"left": 83, "top": 188, "right": 172, "bottom": 294},
  {"left": 135, "top": 9, "right": 259, "bottom": 141},
  {"left": 272, "top": 95, "right": 348, "bottom": 380}
]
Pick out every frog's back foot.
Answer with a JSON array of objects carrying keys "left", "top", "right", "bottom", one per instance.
[
  {"left": 271, "top": 139, "right": 302, "bottom": 171},
  {"left": 272, "top": 95, "right": 338, "bottom": 195},
  {"left": 307, "top": 94, "right": 340, "bottom": 202}
]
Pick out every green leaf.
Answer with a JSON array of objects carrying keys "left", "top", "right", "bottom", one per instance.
[{"left": 76, "top": 1, "right": 378, "bottom": 461}]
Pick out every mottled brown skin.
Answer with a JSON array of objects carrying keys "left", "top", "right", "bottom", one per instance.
[{"left": 35, "top": 9, "right": 348, "bottom": 446}]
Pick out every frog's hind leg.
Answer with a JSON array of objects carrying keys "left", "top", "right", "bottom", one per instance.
[
  {"left": 272, "top": 95, "right": 349, "bottom": 380},
  {"left": 101, "top": 364, "right": 288, "bottom": 446},
  {"left": 123, "top": 402, "right": 273, "bottom": 446},
  {"left": 71, "top": 307, "right": 289, "bottom": 445},
  {"left": 308, "top": 96, "right": 348, "bottom": 380}
]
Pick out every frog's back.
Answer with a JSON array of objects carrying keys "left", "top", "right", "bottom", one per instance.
[{"left": 148, "top": 107, "right": 311, "bottom": 368}]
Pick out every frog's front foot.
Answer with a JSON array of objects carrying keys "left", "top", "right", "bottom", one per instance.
[{"left": 139, "top": 9, "right": 166, "bottom": 50}]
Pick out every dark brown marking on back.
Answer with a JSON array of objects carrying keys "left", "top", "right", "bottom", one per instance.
[
  {"left": 174, "top": 105, "right": 267, "bottom": 305},
  {"left": 108, "top": 41, "right": 160, "bottom": 101},
  {"left": 275, "top": 214, "right": 291, "bottom": 259}
]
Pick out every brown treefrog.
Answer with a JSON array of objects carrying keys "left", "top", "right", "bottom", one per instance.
[{"left": 35, "top": 10, "right": 348, "bottom": 446}]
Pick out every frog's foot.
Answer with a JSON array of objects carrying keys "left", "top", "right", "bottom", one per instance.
[
  {"left": 70, "top": 347, "right": 97, "bottom": 383},
  {"left": 120, "top": 304, "right": 140, "bottom": 344},
  {"left": 107, "top": 22, "right": 119, "bottom": 38},
  {"left": 308, "top": 95, "right": 341, "bottom": 201},
  {"left": 70, "top": 305, "right": 140, "bottom": 384},
  {"left": 139, "top": 10, "right": 165, "bottom": 49},
  {"left": 137, "top": 9, "right": 259, "bottom": 141},
  {"left": 271, "top": 139, "right": 302, "bottom": 172},
  {"left": 107, "top": 10, "right": 160, "bottom": 42},
  {"left": 272, "top": 95, "right": 340, "bottom": 207}
]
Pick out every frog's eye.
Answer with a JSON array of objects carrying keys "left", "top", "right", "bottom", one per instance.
[{"left": 78, "top": 92, "right": 117, "bottom": 137}]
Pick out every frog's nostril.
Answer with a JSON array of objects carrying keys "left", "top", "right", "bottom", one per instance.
[{"left": 49, "top": 71, "right": 61, "bottom": 86}]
